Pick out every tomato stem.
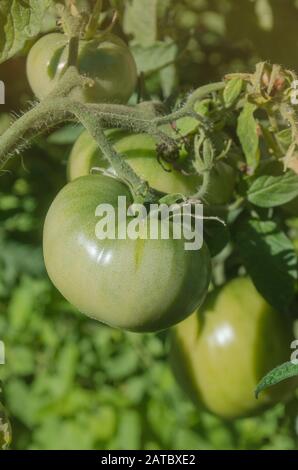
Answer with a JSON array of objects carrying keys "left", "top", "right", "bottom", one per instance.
[
  {"left": 0, "top": 76, "right": 225, "bottom": 202},
  {"left": 70, "top": 102, "right": 162, "bottom": 202},
  {"left": 196, "top": 171, "right": 211, "bottom": 201},
  {"left": 66, "top": 36, "right": 79, "bottom": 69}
]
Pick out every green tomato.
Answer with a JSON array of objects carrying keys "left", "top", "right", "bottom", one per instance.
[
  {"left": 0, "top": 403, "right": 11, "bottom": 450},
  {"left": 26, "top": 33, "right": 137, "bottom": 104},
  {"left": 68, "top": 130, "right": 236, "bottom": 205},
  {"left": 43, "top": 174, "right": 211, "bottom": 332},
  {"left": 170, "top": 277, "right": 297, "bottom": 419}
]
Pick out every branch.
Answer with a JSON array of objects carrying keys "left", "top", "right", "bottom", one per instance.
[
  {"left": 0, "top": 80, "right": 225, "bottom": 200},
  {"left": 69, "top": 101, "right": 162, "bottom": 202},
  {"left": 0, "top": 99, "right": 74, "bottom": 168}
]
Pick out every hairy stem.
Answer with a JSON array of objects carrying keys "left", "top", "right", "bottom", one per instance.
[
  {"left": 66, "top": 37, "right": 80, "bottom": 68},
  {"left": 196, "top": 170, "right": 211, "bottom": 201},
  {"left": 0, "top": 80, "right": 225, "bottom": 198},
  {"left": 0, "top": 99, "right": 73, "bottom": 167},
  {"left": 69, "top": 102, "right": 161, "bottom": 201},
  {"left": 47, "top": 66, "right": 90, "bottom": 98}
]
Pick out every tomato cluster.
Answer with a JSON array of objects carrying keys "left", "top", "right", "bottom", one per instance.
[{"left": 24, "top": 29, "right": 297, "bottom": 419}]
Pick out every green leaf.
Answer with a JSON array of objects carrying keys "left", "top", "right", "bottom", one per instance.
[
  {"left": 0, "top": 0, "right": 53, "bottom": 64},
  {"left": 237, "top": 102, "right": 260, "bottom": 171},
  {"left": 276, "top": 128, "right": 292, "bottom": 152},
  {"left": 131, "top": 40, "right": 178, "bottom": 74},
  {"left": 223, "top": 78, "right": 243, "bottom": 108},
  {"left": 175, "top": 100, "right": 210, "bottom": 136},
  {"left": 255, "top": 362, "right": 298, "bottom": 399},
  {"left": 248, "top": 171, "right": 298, "bottom": 207},
  {"left": 123, "top": 0, "right": 158, "bottom": 46},
  {"left": 235, "top": 218, "right": 298, "bottom": 312}
]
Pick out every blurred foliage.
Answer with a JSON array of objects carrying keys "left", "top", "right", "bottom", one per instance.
[
  {"left": 0, "top": 0, "right": 298, "bottom": 450},
  {"left": 118, "top": 0, "right": 298, "bottom": 99}
]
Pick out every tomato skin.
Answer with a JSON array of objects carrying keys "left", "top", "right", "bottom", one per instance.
[
  {"left": 170, "top": 277, "right": 297, "bottom": 419},
  {"left": 26, "top": 33, "right": 137, "bottom": 104},
  {"left": 43, "top": 174, "right": 211, "bottom": 332},
  {"left": 68, "top": 130, "right": 236, "bottom": 204}
]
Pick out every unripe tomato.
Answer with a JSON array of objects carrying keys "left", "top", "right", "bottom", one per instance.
[
  {"left": 43, "top": 174, "right": 211, "bottom": 332},
  {"left": 170, "top": 277, "right": 297, "bottom": 419},
  {"left": 0, "top": 403, "right": 11, "bottom": 450},
  {"left": 26, "top": 33, "right": 137, "bottom": 104},
  {"left": 68, "top": 130, "right": 199, "bottom": 194},
  {"left": 68, "top": 130, "right": 236, "bottom": 205}
]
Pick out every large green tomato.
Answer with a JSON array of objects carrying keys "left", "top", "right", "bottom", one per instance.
[
  {"left": 0, "top": 403, "right": 11, "bottom": 450},
  {"left": 68, "top": 130, "right": 236, "bottom": 205},
  {"left": 26, "top": 33, "right": 137, "bottom": 104},
  {"left": 170, "top": 277, "right": 297, "bottom": 419},
  {"left": 43, "top": 174, "right": 211, "bottom": 332}
]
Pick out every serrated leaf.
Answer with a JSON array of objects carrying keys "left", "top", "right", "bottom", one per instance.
[
  {"left": 223, "top": 78, "right": 243, "bottom": 107},
  {"left": 248, "top": 171, "right": 298, "bottom": 207},
  {"left": 0, "top": 0, "right": 53, "bottom": 64},
  {"left": 123, "top": 0, "right": 158, "bottom": 46},
  {"left": 235, "top": 218, "right": 298, "bottom": 312},
  {"left": 237, "top": 102, "right": 260, "bottom": 171},
  {"left": 131, "top": 40, "right": 178, "bottom": 74},
  {"left": 255, "top": 361, "right": 298, "bottom": 398}
]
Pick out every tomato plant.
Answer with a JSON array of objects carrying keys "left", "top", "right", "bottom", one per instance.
[
  {"left": 1, "top": 0, "right": 298, "bottom": 450},
  {"left": 68, "top": 130, "right": 236, "bottom": 205},
  {"left": 43, "top": 174, "right": 211, "bottom": 332},
  {"left": 26, "top": 33, "right": 137, "bottom": 104},
  {"left": 170, "top": 277, "right": 297, "bottom": 420}
]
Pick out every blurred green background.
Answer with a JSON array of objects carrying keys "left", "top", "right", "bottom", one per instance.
[{"left": 1, "top": 0, "right": 298, "bottom": 450}]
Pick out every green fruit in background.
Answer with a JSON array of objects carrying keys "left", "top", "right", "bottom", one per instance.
[
  {"left": 0, "top": 403, "right": 11, "bottom": 450},
  {"left": 68, "top": 130, "right": 236, "bottom": 205},
  {"left": 43, "top": 174, "right": 211, "bottom": 332},
  {"left": 68, "top": 130, "right": 200, "bottom": 195},
  {"left": 26, "top": 33, "right": 137, "bottom": 104},
  {"left": 170, "top": 277, "right": 297, "bottom": 420}
]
